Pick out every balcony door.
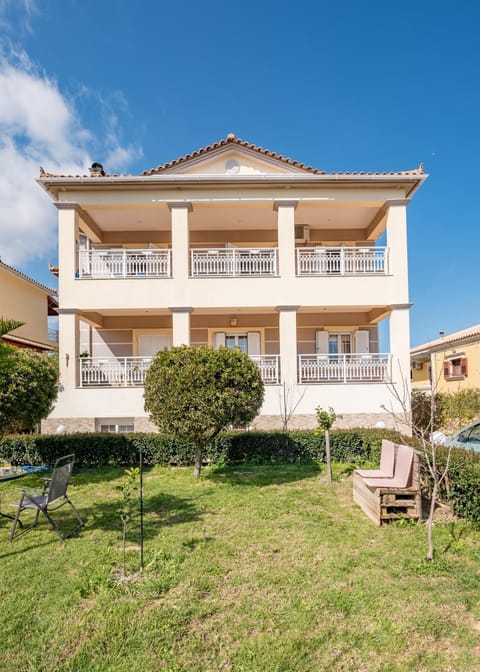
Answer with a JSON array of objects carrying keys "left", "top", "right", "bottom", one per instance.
[
  {"left": 316, "top": 330, "right": 369, "bottom": 358},
  {"left": 137, "top": 333, "right": 171, "bottom": 357},
  {"left": 213, "top": 332, "right": 261, "bottom": 356}
]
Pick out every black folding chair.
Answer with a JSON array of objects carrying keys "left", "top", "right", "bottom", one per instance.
[{"left": 9, "top": 454, "right": 84, "bottom": 542}]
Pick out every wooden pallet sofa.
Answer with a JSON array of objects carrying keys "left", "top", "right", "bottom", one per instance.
[{"left": 353, "top": 440, "right": 422, "bottom": 526}]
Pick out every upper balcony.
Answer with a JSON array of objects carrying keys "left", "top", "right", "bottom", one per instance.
[
  {"left": 78, "top": 249, "right": 172, "bottom": 279},
  {"left": 76, "top": 245, "right": 388, "bottom": 279}
]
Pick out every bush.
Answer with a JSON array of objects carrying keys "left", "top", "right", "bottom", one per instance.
[{"left": 0, "top": 427, "right": 407, "bottom": 468}]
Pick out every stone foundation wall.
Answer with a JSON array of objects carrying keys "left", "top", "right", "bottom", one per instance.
[
  {"left": 41, "top": 417, "right": 96, "bottom": 434},
  {"left": 42, "top": 412, "right": 402, "bottom": 434},
  {"left": 251, "top": 412, "right": 400, "bottom": 432},
  {"left": 41, "top": 417, "right": 158, "bottom": 434},
  {"left": 134, "top": 417, "right": 158, "bottom": 433}
]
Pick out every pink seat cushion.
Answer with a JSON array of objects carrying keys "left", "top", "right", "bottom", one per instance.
[
  {"left": 362, "top": 444, "right": 414, "bottom": 489},
  {"left": 355, "top": 439, "right": 395, "bottom": 478}
]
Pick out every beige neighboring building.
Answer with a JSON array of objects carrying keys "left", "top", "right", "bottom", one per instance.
[
  {"left": 37, "top": 134, "right": 426, "bottom": 434},
  {"left": 0, "top": 260, "right": 57, "bottom": 352},
  {"left": 411, "top": 325, "right": 480, "bottom": 393}
]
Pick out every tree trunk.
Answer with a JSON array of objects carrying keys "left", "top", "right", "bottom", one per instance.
[
  {"left": 325, "top": 429, "right": 332, "bottom": 483},
  {"left": 426, "top": 481, "right": 437, "bottom": 561},
  {"left": 193, "top": 445, "right": 203, "bottom": 478}
]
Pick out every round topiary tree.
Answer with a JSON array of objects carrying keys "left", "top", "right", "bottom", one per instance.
[
  {"left": 0, "top": 348, "right": 58, "bottom": 435},
  {"left": 144, "top": 345, "right": 264, "bottom": 477}
]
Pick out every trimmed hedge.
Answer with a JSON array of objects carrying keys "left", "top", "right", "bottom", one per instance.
[
  {"left": 424, "top": 446, "right": 480, "bottom": 527},
  {"left": 0, "top": 428, "right": 406, "bottom": 469}
]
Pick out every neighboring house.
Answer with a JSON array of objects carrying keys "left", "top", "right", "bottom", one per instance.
[
  {"left": 0, "top": 260, "right": 58, "bottom": 352},
  {"left": 411, "top": 325, "right": 480, "bottom": 393},
  {"left": 37, "top": 134, "right": 426, "bottom": 434}
]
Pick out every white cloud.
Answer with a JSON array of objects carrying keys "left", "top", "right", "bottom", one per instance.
[
  {"left": 0, "top": 49, "right": 142, "bottom": 268},
  {"left": 0, "top": 0, "right": 39, "bottom": 35}
]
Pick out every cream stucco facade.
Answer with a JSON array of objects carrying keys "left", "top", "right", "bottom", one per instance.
[
  {"left": 0, "top": 261, "right": 57, "bottom": 351},
  {"left": 38, "top": 135, "right": 426, "bottom": 433}
]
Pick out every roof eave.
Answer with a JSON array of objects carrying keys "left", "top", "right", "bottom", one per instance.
[{"left": 37, "top": 172, "right": 427, "bottom": 200}]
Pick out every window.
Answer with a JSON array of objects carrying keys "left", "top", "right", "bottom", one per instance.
[
  {"left": 443, "top": 357, "right": 468, "bottom": 379},
  {"left": 213, "top": 332, "right": 261, "bottom": 356},
  {"left": 316, "top": 330, "right": 370, "bottom": 358},
  {"left": 97, "top": 418, "right": 134, "bottom": 433},
  {"left": 328, "top": 333, "right": 352, "bottom": 355},
  {"left": 225, "top": 334, "right": 248, "bottom": 353}
]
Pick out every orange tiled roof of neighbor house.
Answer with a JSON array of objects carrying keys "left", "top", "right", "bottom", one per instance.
[
  {"left": 411, "top": 323, "right": 480, "bottom": 354},
  {"left": 38, "top": 134, "right": 426, "bottom": 179}
]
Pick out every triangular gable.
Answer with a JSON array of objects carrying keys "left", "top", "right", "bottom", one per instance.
[{"left": 142, "top": 134, "right": 324, "bottom": 176}]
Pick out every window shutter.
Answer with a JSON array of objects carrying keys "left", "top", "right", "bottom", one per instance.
[
  {"left": 355, "top": 330, "right": 370, "bottom": 354},
  {"left": 213, "top": 332, "right": 226, "bottom": 348},
  {"left": 443, "top": 361, "right": 450, "bottom": 379},
  {"left": 461, "top": 357, "right": 468, "bottom": 377},
  {"left": 315, "top": 331, "right": 329, "bottom": 359},
  {"left": 247, "top": 332, "right": 261, "bottom": 356}
]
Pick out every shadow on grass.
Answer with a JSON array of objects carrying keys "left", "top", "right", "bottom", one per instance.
[
  {"left": 85, "top": 491, "right": 204, "bottom": 540},
  {"left": 206, "top": 461, "right": 321, "bottom": 487},
  {"left": 0, "top": 489, "right": 205, "bottom": 554}
]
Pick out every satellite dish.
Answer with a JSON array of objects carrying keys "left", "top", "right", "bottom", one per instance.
[{"left": 55, "top": 425, "right": 67, "bottom": 435}]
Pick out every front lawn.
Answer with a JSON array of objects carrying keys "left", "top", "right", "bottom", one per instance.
[{"left": 1, "top": 463, "right": 479, "bottom": 671}]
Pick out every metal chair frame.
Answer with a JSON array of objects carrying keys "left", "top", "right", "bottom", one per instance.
[{"left": 9, "top": 454, "right": 84, "bottom": 542}]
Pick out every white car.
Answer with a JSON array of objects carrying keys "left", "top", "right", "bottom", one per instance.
[{"left": 443, "top": 421, "right": 480, "bottom": 452}]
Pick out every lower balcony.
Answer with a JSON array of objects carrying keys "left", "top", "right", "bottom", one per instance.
[
  {"left": 79, "top": 355, "right": 281, "bottom": 387},
  {"left": 298, "top": 354, "right": 391, "bottom": 383},
  {"left": 79, "top": 353, "right": 391, "bottom": 388}
]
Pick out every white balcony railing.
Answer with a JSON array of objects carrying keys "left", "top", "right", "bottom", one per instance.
[
  {"left": 79, "top": 357, "right": 152, "bottom": 387},
  {"left": 190, "top": 248, "right": 278, "bottom": 277},
  {"left": 296, "top": 246, "right": 388, "bottom": 276},
  {"left": 249, "top": 355, "right": 280, "bottom": 384},
  {"left": 78, "top": 249, "right": 172, "bottom": 279},
  {"left": 79, "top": 354, "right": 280, "bottom": 387},
  {"left": 298, "top": 353, "right": 391, "bottom": 384}
]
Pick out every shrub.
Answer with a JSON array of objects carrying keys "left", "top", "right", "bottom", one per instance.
[{"left": 0, "top": 427, "right": 407, "bottom": 468}]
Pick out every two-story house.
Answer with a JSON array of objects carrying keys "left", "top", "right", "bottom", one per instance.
[
  {"left": 0, "top": 260, "right": 57, "bottom": 352},
  {"left": 38, "top": 135, "right": 426, "bottom": 434},
  {"left": 411, "top": 324, "right": 480, "bottom": 393}
]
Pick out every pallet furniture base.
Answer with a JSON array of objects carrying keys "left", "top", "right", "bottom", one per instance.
[{"left": 353, "top": 444, "right": 421, "bottom": 526}]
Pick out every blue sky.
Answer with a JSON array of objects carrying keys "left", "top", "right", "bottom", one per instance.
[{"left": 1, "top": 0, "right": 479, "bottom": 347}]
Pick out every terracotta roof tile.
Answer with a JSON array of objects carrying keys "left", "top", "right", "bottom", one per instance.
[
  {"left": 39, "top": 135, "right": 426, "bottom": 179},
  {"left": 411, "top": 324, "right": 480, "bottom": 354}
]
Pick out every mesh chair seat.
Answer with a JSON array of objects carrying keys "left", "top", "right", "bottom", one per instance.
[
  {"left": 20, "top": 494, "right": 48, "bottom": 510},
  {"left": 9, "top": 454, "right": 84, "bottom": 543}
]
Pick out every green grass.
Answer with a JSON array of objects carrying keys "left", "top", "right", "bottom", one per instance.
[{"left": 1, "top": 462, "right": 480, "bottom": 672}]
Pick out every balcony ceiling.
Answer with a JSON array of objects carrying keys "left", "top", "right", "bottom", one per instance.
[{"left": 82, "top": 202, "right": 382, "bottom": 233}]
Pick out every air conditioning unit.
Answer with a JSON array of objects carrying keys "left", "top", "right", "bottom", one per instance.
[
  {"left": 412, "top": 361, "right": 423, "bottom": 370},
  {"left": 295, "top": 225, "right": 310, "bottom": 243}
]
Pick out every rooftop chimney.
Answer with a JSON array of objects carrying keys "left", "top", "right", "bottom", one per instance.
[{"left": 89, "top": 162, "right": 105, "bottom": 176}]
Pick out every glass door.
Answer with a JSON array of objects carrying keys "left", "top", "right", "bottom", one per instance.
[{"left": 225, "top": 334, "right": 248, "bottom": 353}]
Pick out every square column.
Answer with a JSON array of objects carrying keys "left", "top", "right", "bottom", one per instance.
[
  {"left": 58, "top": 310, "right": 79, "bottom": 390},
  {"left": 170, "top": 307, "right": 192, "bottom": 346},
  {"left": 168, "top": 202, "right": 192, "bottom": 284},
  {"left": 274, "top": 200, "right": 297, "bottom": 280},
  {"left": 55, "top": 203, "right": 79, "bottom": 299},
  {"left": 389, "top": 305, "right": 411, "bottom": 388},
  {"left": 386, "top": 201, "right": 409, "bottom": 301},
  {"left": 277, "top": 305, "right": 299, "bottom": 389}
]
